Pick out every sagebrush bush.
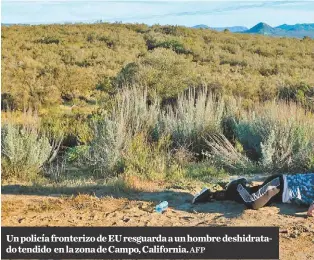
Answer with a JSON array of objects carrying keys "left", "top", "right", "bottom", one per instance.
[
  {"left": 204, "top": 101, "right": 314, "bottom": 173},
  {"left": 4, "top": 87, "right": 312, "bottom": 184},
  {"left": 82, "top": 88, "right": 159, "bottom": 177},
  {"left": 83, "top": 116, "right": 129, "bottom": 177},
  {"left": 84, "top": 88, "right": 314, "bottom": 178},
  {"left": 236, "top": 102, "right": 314, "bottom": 171},
  {"left": 81, "top": 87, "right": 227, "bottom": 178},
  {"left": 1, "top": 123, "right": 53, "bottom": 181},
  {"left": 113, "top": 88, "right": 160, "bottom": 135},
  {"left": 161, "top": 87, "right": 224, "bottom": 154},
  {"left": 203, "top": 134, "right": 256, "bottom": 174},
  {"left": 43, "top": 159, "right": 67, "bottom": 182}
]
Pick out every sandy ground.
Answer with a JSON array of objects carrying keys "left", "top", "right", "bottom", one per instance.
[{"left": 2, "top": 187, "right": 314, "bottom": 260}]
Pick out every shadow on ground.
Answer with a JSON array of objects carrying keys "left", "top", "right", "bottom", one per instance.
[
  {"left": 2, "top": 183, "right": 245, "bottom": 219},
  {"left": 276, "top": 203, "right": 309, "bottom": 217},
  {"left": 2, "top": 184, "right": 307, "bottom": 219}
]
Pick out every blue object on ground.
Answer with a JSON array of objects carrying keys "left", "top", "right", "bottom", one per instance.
[{"left": 155, "top": 201, "right": 168, "bottom": 213}]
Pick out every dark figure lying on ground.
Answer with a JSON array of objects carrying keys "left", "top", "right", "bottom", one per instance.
[{"left": 192, "top": 173, "right": 314, "bottom": 217}]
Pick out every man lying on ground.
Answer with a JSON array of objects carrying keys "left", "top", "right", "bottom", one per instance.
[{"left": 192, "top": 173, "right": 314, "bottom": 217}]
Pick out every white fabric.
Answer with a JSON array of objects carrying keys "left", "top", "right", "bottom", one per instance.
[
  {"left": 282, "top": 175, "right": 291, "bottom": 203},
  {"left": 237, "top": 177, "right": 281, "bottom": 203}
]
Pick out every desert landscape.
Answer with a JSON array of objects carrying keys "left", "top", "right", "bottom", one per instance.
[{"left": 2, "top": 2, "right": 314, "bottom": 259}]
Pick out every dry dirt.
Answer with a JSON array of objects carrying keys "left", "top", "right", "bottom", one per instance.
[{"left": 2, "top": 187, "right": 314, "bottom": 260}]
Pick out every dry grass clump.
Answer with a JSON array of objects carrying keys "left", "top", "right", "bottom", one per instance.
[
  {"left": 2, "top": 87, "right": 314, "bottom": 185},
  {"left": 161, "top": 88, "right": 224, "bottom": 152},
  {"left": 203, "top": 100, "right": 314, "bottom": 173},
  {"left": 1, "top": 123, "right": 53, "bottom": 181}
]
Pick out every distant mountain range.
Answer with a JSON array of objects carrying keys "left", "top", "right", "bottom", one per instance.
[
  {"left": 193, "top": 24, "right": 248, "bottom": 32},
  {"left": 3, "top": 21, "right": 314, "bottom": 39},
  {"left": 193, "top": 22, "right": 314, "bottom": 38}
]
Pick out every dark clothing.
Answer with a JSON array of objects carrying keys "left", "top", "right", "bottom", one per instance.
[{"left": 229, "top": 174, "right": 284, "bottom": 210}]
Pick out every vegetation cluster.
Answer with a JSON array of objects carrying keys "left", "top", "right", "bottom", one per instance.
[{"left": 2, "top": 23, "right": 314, "bottom": 187}]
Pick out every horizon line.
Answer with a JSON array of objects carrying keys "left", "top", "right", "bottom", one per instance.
[{"left": 2, "top": 20, "right": 314, "bottom": 27}]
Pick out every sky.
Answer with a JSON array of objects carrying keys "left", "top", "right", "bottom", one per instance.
[{"left": 2, "top": 1, "right": 314, "bottom": 28}]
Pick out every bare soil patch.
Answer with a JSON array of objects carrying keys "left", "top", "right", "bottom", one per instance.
[{"left": 2, "top": 188, "right": 314, "bottom": 260}]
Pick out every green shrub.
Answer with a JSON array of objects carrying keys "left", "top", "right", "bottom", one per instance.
[
  {"left": 224, "top": 102, "right": 314, "bottom": 172},
  {"left": 82, "top": 88, "right": 159, "bottom": 177},
  {"left": 40, "top": 111, "right": 93, "bottom": 146},
  {"left": 36, "top": 36, "right": 60, "bottom": 44},
  {"left": 97, "top": 36, "right": 115, "bottom": 48},
  {"left": 237, "top": 107, "right": 313, "bottom": 170},
  {"left": 1, "top": 124, "right": 53, "bottom": 181},
  {"left": 307, "top": 153, "right": 314, "bottom": 171},
  {"left": 83, "top": 116, "right": 129, "bottom": 177},
  {"left": 203, "top": 134, "right": 256, "bottom": 174},
  {"left": 123, "top": 133, "right": 170, "bottom": 181},
  {"left": 279, "top": 82, "right": 314, "bottom": 110},
  {"left": 43, "top": 159, "right": 67, "bottom": 182},
  {"left": 3, "top": 22, "right": 314, "bottom": 184},
  {"left": 161, "top": 87, "right": 224, "bottom": 154},
  {"left": 117, "top": 48, "right": 201, "bottom": 98},
  {"left": 203, "top": 100, "right": 314, "bottom": 173},
  {"left": 65, "top": 145, "right": 89, "bottom": 163},
  {"left": 253, "top": 47, "right": 274, "bottom": 57},
  {"left": 2, "top": 23, "right": 314, "bottom": 111},
  {"left": 146, "top": 37, "right": 192, "bottom": 55},
  {"left": 220, "top": 59, "right": 247, "bottom": 67},
  {"left": 115, "top": 63, "right": 139, "bottom": 88},
  {"left": 185, "top": 162, "right": 228, "bottom": 182}
]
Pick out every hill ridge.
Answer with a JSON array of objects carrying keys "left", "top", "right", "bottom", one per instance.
[{"left": 192, "top": 22, "right": 314, "bottom": 38}]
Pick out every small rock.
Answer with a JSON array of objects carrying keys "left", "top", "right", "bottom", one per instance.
[
  {"left": 303, "top": 227, "right": 309, "bottom": 232},
  {"left": 123, "top": 217, "right": 131, "bottom": 223}
]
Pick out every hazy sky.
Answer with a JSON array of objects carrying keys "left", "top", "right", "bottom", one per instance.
[{"left": 2, "top": 1, "right": 314, "bottom": 28}]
